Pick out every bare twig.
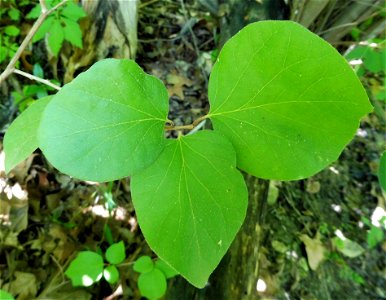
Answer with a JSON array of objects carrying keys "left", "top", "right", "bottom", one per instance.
[
  {"left": 0, "top": 0, "right": 68, "bottom": 85},
  {"left": 13, "top": 69, "right": 61, "bottom": 90},
  {"left": 39, "top": 0, "right": 48, "bottom": 13},
  {"left": 165, "top": 114, "right": 208, "bottom": 132}
]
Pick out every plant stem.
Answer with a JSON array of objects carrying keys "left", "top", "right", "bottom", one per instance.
[
  {"left": 0, "top": 0, "right": 68, "bottom": 85},
  {"left": 13, "top": 69, "right": 61, "bottom": 90},
  {"left": 165, "top": 114, "right": 208, "bottom": 131}
]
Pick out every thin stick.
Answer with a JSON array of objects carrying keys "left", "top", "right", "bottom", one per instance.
[
  {"left": 39, "top": 0, "right": 48, "bottom": 13},
  {"left": 13, "top": 69, "right": 61, "bottom": 90},
  {"left": 165, "top": 114, "right": 209, "bottom": 131},
  {"left": 0, "top": 0, "right": 68, "bottom": 85}
]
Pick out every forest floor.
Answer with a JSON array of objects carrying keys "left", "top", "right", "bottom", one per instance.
[{"left": 0, "top": 1, "right": 385, "bottom": 300}]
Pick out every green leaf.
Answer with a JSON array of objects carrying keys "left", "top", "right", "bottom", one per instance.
[
  {"left": 133, "top": 256, "right": 154, "bottom": 273},
  {"left": 333, "top": 237, "right": 365, "bottom": 258},
  {"left": 65, "top": 251, "right": 104, "bottom": 286},
  {"left": 138, "top": 268, "right": 167, "bottom": 300},
  {"left": 5, "top": 25, "right": 20, "bottom": 37},
  {"left": 4, "top": 97, "right": 52, "bottom": 173},
  {"left": 103, "top": 265, "right": 120, "bottom": 284},
  {"left": 61, "top": 1, "right": 87, "bottom": 21},
  {"left": 363, "top": 49, "right": 385, "bottom": 73},
  {"left": 131, "top": 130, "right": 248, "bottom": 288},
  {"left": 367, "top": 225, "right": 384, "bottom": 248},
  {"left": 24, "top": 84, "right": 46, "bottom": 97},
  {"left": 33, "top": 63, "right": 44, "bottom": 78},
  {"left": 0, "top": 45, "right": 7, "bottom": 63},
  {"left": 105, "top": 241, "right": 125, "bottom": 264},
  {"left": 38, "top": 59, "right": 169, "bottom": 182},
  {"left": 32, "top": 16, "right": 54, "bottom": 42},
  {"left": 8, "top": 8, "right": 20, "bottom": 21},
  {"left": 155, "top": 259, "right": 179, "bottom": 278},
  {"left": 104, "top": 223, "right": 114, "bottom": 245},
  {"left": 0, "top": 289, "right": 15, "bottom": 300},
  {"left": 63, "top": 18, "right": 83, "bottom": 48},
  {"left": 48, "top": 19, "right": 64, "bottom": 56},
  {"left": 26, "top": 5, "right": 41, "bottom": 19},
  {"left": 208, "top": 21, "right": 372, "bottom": 180},
  {"left": 379, "top": 152, "right": 386, "bottom": 191},
  {"left": 345, "top": 45, "right": 369, "bottom": 60}
]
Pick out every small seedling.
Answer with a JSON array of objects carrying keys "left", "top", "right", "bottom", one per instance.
[
  {"left": 133, "top": 256, "right": 179, "bottom": 300},
  {"left": 65, "top": 241, "right": 125, "bottom": 286}
]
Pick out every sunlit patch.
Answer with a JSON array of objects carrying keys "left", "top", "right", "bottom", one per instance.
[
  {"left": 104, "top": 269, "right": 112, "bottom": 281},
  {"left": 86, "top": 205, "right": 109, "bottom": 218},
  {"left": 349, "top": 59, "right": 363, "bottom": 66},
  {"left": 371, "top": 207, "right": 386, "bottom": 228},
  {"left": 1, "top": 179, "right": 28, "bottom": 201},
  {"left": 82, "top": 275, "right": 94, "bottom": 287},
  {"left": 356, "top": 128, "right": 368, "bottom": 137},
  {"left": 0, "top": 178, "right": 7, "bottom": 191},
  {"left": 256, "top": 278, "right": 267, "bottom": 292},
  {"left": 84, "top": 180, "right": 99, "bottom": 185},
  {"left": 334, "top": 229, "right": 346, "bottom": 240},
  {"left": 10, "top": 183, "right": 28, "bottom": 200},
  {"left": 331, "top": 204, "right": 342, "bottom": 213},
  {"left": 329, "top": 166, "right": 339, "bottom": 174},
  {"left": 285, "top": 250, "right": 298, "bottom": 260},
  {"left": 358, "top": 221, "right": 364, "bottom": 228},
  {"left": 129, "top": 216, "right": 137, "bottom": 232}
]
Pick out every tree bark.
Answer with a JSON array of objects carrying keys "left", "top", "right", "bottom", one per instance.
[{"left": 166, "top": 177, "right": 269, "bottom": 300}]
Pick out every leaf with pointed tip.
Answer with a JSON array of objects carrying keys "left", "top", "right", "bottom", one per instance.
[
  {"left": 38, "top": 59, "right": 169, "bottom": 182},
  {"left": 131, "top": 130, "right": 248, "bottom": 288},
  {"left": 105, "top": 241, "right": 126, "bottom": 265},
  {"left": 208, "top": 21, "right": 372, "bottom": 180},
  {"left": 4, "top": 97, "right": 52, "bottom": 173}
]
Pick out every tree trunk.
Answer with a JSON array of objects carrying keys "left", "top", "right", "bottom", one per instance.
[{"left": 166, "top": 177, "right": 269, "bottom": 300}]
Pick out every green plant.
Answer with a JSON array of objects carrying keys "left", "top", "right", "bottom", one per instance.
[
  {"left": 4, "top": 21, "right": 372, "bottom": 288},
  {"left": 11, "top": 63, "right": 59, "bottom": 111},
  {"left": 26, "top": 0, "right": 86, "bottom": 56},
  {"left": 379, "top": 152, "right": 386, "bottom": 191},
  {"left": 345, "top": 42, "right": 385, "bottom": 101},
  {"left": 0, "top": 289, "right": 15, "bottom": 300},
  {"left": 134, "top": 256, "right": 178, "bottom": 299},
  {"left": 65, "top": 245, "right": 177, "bottom": 300},
  {"left": 65, "top": 241, "right": 125, "bottom": 286},
  {"left": 0, "top": 0, "right": 24, "bottom": 64}
]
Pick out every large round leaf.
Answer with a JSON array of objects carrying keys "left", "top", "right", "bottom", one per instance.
[
  {"left": 39, "top": 59, "right": 169, "bottom": 182},
  {"left": 208, "top": 21, "right": 372, "bottom": 180},
  {"left": 131, "top": 130, "right": 248, "bottom": 288}
]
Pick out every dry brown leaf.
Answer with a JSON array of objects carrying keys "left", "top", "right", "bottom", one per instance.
[
  {"left": 166, "top": 70, "right": 193, "bottom": 99},
  {"left": 299, "top": 233, "right": 326, "bottom": 270},
  {"left": 10, "top": 272, "right": 37, "bottom": 300}
]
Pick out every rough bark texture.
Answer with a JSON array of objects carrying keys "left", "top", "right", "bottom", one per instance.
[
  {"left": 62, "top": 0, "right": 138, "bottom": 83},
  {"left": 166, "top": 177, "right": 269, "bottom": 300}
]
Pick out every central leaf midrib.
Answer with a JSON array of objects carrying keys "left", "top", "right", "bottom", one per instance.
[{"left": 179, "top": 140, "right": 202, "bottom": 270}]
